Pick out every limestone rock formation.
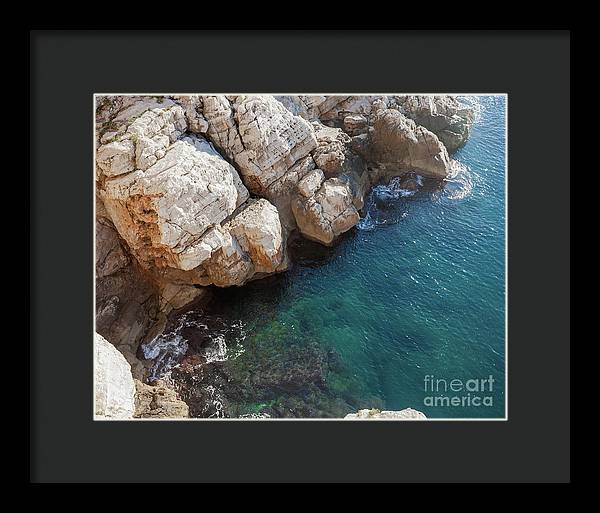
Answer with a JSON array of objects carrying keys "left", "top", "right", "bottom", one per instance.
[
  {"left": 396, "top": 95, "right": 473, "bottom": 153},
  {"left": 202, "top": 95, "right": 318, "bottom": 197},
  {"left": 99, "top": 135, "right": 249, "bottom": 273},
  {"left": 354, "top": 105, "right": 451, "bottom": 179},
  {"left": 254, "top": 155, "right": 318, "bottom": 232},
  {"left": 343, "top": 114, "right": 368, "bottom": 136},
  {"left": 297, "top": 168, "right": 325, "bottom": 198},
  {"left": 202, "top": 95, "right": 246, "bottom": 158},
  {"left": 172, "top": 95, "right": 209, "bottom": 134},
  {"left": 344, "top": 408, "right": 427, "bottom": 420},
  {"left": 134, "top": 379, "right": 189, "bottom": 419},
  {"left": 276, "top": 95, "right": 388, "bottom": 124},
  {"left": 97, "top": 102, "right": 187, "bottom": 177},
  {"left": 292, "top": 178, "right": 360, "bottom": 245},
  {"left": 191, "top": 198, "right": 286, "bottom": 287},
  {"left": 96, "top": 96, "right": 178, "bottom": 146},
  {"left": 312, "top": 123, "right": 352, "bottom": 176},
  {"left": 311, "top": 122, "right": 371, "bottom": 210},
  {"left": 314, "top": 95, "right": 388, "bottom": 123},
  {"left": 226, "top": 199, "right": 283, "bottom": 273},
  {"left": 94, "top": 333, "right": 136, "bottom": 419}
]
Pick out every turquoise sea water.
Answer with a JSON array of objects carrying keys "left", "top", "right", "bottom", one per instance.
[{"left": 158, "top": 96, "right": 506, "bottom": 418}]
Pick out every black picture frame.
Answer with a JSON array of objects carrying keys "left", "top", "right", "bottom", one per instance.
[{"left": 30, "top": 30, "right": 570, "bottom": 483}]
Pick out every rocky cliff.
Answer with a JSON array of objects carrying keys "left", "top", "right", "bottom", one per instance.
[{"left": 95, "top": 94, "right": 473, "bottom": 418}]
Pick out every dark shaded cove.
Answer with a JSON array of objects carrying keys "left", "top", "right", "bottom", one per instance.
[{"left": 161, "top": 233, "right": 383, "bottom": 419}]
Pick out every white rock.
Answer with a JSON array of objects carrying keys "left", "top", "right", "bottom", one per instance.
[
  {"left": 203, "top": 95, "right": 318, "bottom": 196},
  {"left": 96, "top": 139, "right": 136, "bottom": 177},
  {"left": 203, "top": 95, "right": 245, "bottom": 157},
  {"left": 297, "top": 169, "right": 325, "bottom": 198},
  {"left": 96, "top": 96, "right": 176, "bottom": 144},
  {"left": 344, "top": 408, "right": 427, "bottom": 420},
  {"left": 94, "top": 333, "right": 135, "bottom": 419},
  {"left": 172, "top": 95, "right": 209, "bottom": 134},
  {"left": 100, "top": 135, "right": 249, "bottom": 272},
  {"left": 226, "top": 199, "right": 283, "bottom": 273},
  {"left": 292, "top": 178, "right": 360, "bottom": 245},
  {"left": 96, "top": 104, "right": 187, "bottom": 177},
  {"left": 235, "top": 96, "right": 318, "bottom": 193},
  {"left": 300, "top": 95, "right": 389, "bottom": 122},
  {"left": 274, "top": 95, "right": 327, "bottom": 119},
  {"left": 202, "top": 226, "right": 254, "bottom": 287},
  {"left": 311, "top": 123, "right": 351, "bottom": 175}
]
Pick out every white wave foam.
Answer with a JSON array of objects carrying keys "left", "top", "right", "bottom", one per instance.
[
  {"left": 203, "top": 335, "right": 228, "bottom": 363},
  {"left": 444, "top": 160, "right": 474, "bottom": 200},
  {"left": 203, "top": 385, "right": 225, "bottom": 418},
  {"left": 141, "top": 310, "right": 247, "bottom": 380},
  {"left": 357, "top": 176, "right": 420, "bottom": 231},
  {"left": 141, "top": 334, "right": 189, "bottom": 381}
]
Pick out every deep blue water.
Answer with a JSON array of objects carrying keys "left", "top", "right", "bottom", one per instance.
[{"left": 157, "top": 96, "right": 506, "bottom": 418}]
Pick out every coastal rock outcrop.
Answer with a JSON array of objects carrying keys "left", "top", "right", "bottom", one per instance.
[
  {"left": 97, "top": 102, "right": 187, "bottom": 177},
  {"left": 199, "top": 198, "right": 286, "bottom": 286},
  {"left": 201, "top": 95, "right": 318, "bottom": 197},
  {"left": 94, "top": 333, "right": 136, "bottom": 419},
  {"left": 226, "top": 199, "right": 284, "bottom": 273},
  {"left": 344, "top": 408, "right": 427, "bottom": 420},
  {"left": 99, "top": 135, "right": 249, "bottom": 273},
  {"left": 353, "top": 104, "right": 451, "bottom": 179},
  {"left": 311, "top": 123, "right": 353, "bottom": 176},
  {"left": 96, "top": 97, "right": 298, "bottom": 293},
  {"left": 343, "top": 114, "right": 368, "bottom": 136},
  {"left": 172, "top": 95, "right": 209, "bottom": 134},
  {"left": 314, "top": 124, "right": 372, "bottom": 210},
  {"left": 96, "top": 96, "right": 179, "bottom": 145},
  {"left": 292, "top": 177, "right": 360, "bottom": 245},
  {"left": 396, "top": 95, "right": 474, "bottom": 153}
]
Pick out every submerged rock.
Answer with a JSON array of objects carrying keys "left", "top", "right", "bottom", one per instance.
[
  {"left": 169, "top": 327, "right": 358, "bottom": 419},
  {"left": 344, "top": 408, "right": 427, "bottom": 420},
  {"left": 94, "top": 333, "right": 136, "bottom": 419}
]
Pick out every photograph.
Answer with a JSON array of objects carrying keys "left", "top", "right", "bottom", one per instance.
[{"left": 94, "top": 93, "right": 507, "bottom": 420}]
